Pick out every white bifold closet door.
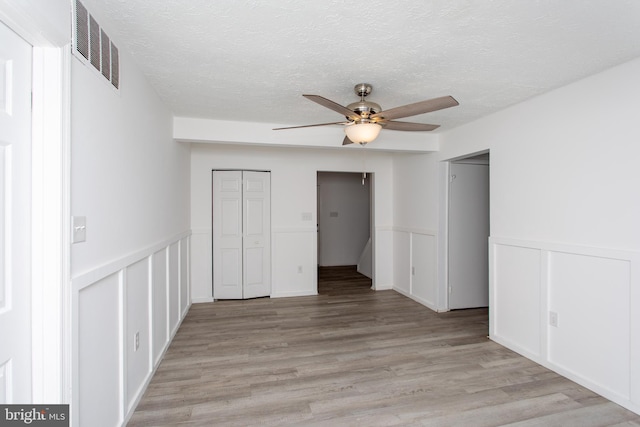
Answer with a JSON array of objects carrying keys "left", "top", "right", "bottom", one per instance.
[{"left": 213, "top": 171, "right": 271, "bottom": 299}]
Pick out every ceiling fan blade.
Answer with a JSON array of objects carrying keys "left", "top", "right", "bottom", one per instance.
[
  {"left": 303, "top": 94, "right": 362, "bottom": 121},
  {"left": 381, "top": 121, "right": 440, "bottom": 131},
  {"left": 371, "top": 96, "right": 458, "bottom": 121},
  {"left": 273, "top": 121, "right": 348, "bottom": 130},
  {"left": 342, "top": 136, "right": 354, "bottom": 145}
]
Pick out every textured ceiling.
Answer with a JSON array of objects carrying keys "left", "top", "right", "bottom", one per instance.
[{"left": 83, "top": 0, "right": 640, "bottom": 132}]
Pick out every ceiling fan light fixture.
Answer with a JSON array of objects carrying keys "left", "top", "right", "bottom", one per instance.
[
  {"left": 275, "top": 84, "right": 459, "bottom": 146},
  {"left": 344, "top": 122, "right": 382, "bottom": 145}
]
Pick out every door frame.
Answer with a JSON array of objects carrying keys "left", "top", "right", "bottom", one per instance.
[
  {"left": 438, "top": 150, "right": 490, "bottom": 311},
  {"left": 315, "top": 170, "right": 375, "bottom": 290},
  {"left": 0, "top": 3, "right": 71, "bottom": 403}
]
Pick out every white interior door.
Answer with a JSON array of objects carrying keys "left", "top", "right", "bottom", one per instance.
[
  {"left": 0, "top": 22, "right": 33, "bottom": 403},
  {"left": 448, "top": 162, "right": 490, "bottom": 309},
  {"left": 213, "top": 171, "right": 271, "bottom": 299},
  {"left": 242, "top": 171, "right": 271, "bottom": 299},
  {"left": 212, "top": 171, "right": 243, "bottom": 299}
]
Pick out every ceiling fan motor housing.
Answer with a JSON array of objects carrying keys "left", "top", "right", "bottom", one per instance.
[
  {"left": 346, "top": 101, "right": 382, "bottom": 119},
  {"left": 347, "top": 83, "right": 381, "bottom": 120}
]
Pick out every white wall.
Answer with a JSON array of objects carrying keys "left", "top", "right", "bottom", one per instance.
[
  {"left": 69, "top": 9, "right": 191, "bottom": 425},
  {"left": 70, "top": 55, "right": 190, "bottom": 277},
  {"left": 390, "top": 153, "right": 441, "bottom": 310},
  {"left": 317, "top": 172, "right": 370, "bottom": 267},
  {"left": 190, "top": 143, "right": 394, "bottom": 301},
  {"left": 437, "top": 57, "right": 640, "bottom": 414},
  {"left": 0, "top": 0, "right": 69, "bottom": 46}
]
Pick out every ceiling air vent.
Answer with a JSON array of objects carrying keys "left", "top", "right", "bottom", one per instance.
[{"left": 74, "top": 0, "right": 120, "bottom": 90}]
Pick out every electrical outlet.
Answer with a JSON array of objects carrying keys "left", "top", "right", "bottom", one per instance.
[
  {"left": 549, "top": 311, "right": 558, "bottom": 327},
  {"left": 134, "top": 332, "right": 140, "bottom": 351}
]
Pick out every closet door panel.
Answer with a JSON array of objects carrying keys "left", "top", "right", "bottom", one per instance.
[
  {"left": 213, "top": 171, "right": 243, "bottom": 299},
  {"left": 243, "top": 171, "right": 271, "bottom": 299}
]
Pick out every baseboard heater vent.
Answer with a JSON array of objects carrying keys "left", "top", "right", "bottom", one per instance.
[{"left": 74, "top": 0, "right": 119, "bottom": 89}]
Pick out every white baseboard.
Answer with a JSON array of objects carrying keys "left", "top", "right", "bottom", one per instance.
[
  {"left": 192, "top": 296, "right": 214, "bottom": 304},
  {"left": 392, "top": 286, "right": 439, "bottom": 312},
  {"left": 270, "top": 291, "right": 317, "bottom": 298}
]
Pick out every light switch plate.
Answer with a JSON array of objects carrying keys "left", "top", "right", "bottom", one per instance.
[
  {"left": 72, "top": 216, "right": 87, "bottom": 243},
  {"left": 549, "top": 311, "right": 558, "bottom": 327}
]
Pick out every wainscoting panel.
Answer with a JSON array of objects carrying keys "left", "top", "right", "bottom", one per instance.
[
  {"left": 548, "top": 251, "right": 630, "bottom": 400},
  {"left": 411, "top": 233, "right": 437, "bottom": 309},
  {"left": 374, "top": 227, "right": 393, "bottom": 290},
  {"left": 271, "top": 227, "right": 317, "bottom": 297},
  {"left": 168, "top": 242, "right": 180, "bottom": 336},
  {"left": 393, "top": 230, "right": 411, "bottom": 295},
  {"left": 491, "top": 243, "right": 542, "bottom": 358},
  {"left": 124, "top": 259, "right": 152, "bottom": 412},
  {"left": 180, "top": 238, "right": 190, "bottom": 317},
  {"left": 391, "top": 227, "right": 438, "bottom": 311},
  {"left": 490, "top": 237, "right": 640, "bottom": 415},
  {"left": 77, "top": 272, "right": 122, "bottom": 427},
  {"left": 72, "top": 232, "right": 191, "bottom": 427},
  {"left": 190, "top": 229, "right": 213, "bottom": 303},
  {"left": 151, "top": 249, "right": 168, "bottom": 366}
]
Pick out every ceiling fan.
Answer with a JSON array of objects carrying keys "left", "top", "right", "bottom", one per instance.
[{"left": 273, "top": 83, "right": 459, "bottom": 145}]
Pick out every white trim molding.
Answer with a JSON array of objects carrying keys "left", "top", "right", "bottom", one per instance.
[
  {"left": 72, "top": 232, "right": 192, "bottom": 426},
  {"left": 0, "top": 0, "right": 72, "bottom": 406},
  {"left": 389, "top": 226, "right": 440, "bottom": 311},
  {"left": 490, "top": 236, "right": 640, "bottom": 415}
]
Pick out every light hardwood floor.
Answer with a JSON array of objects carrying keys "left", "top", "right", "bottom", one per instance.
[{"left": 128, "top": 266, "right": 640, "bottom": 426}]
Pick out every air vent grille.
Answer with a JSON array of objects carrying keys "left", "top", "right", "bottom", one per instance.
[
  {"left": 110, "top": 43, "right": 119, "bottom": 89},
  {"left": 74, "top": 0, "right": 120, "bottom": 90},
  {"left": 75, "top": 1, "right": 89, "bottom": 59},
  {"left": 89, "top": 15, "right": 100, "bottom": 71},
  {"left": 100, "top": 29, "right": 110, "bottom": 80}
]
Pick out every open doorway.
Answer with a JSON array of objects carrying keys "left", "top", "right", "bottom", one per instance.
[
  {"left": 317, "top": 171, "right": 373, "bottom": 293},
  {"left": 447, "top": 152, "right": 490, "bottom": 309}
]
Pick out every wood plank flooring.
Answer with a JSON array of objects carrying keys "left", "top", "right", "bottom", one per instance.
[{"left": 128, "top": 266, "right": 640, "bottom": 426}]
